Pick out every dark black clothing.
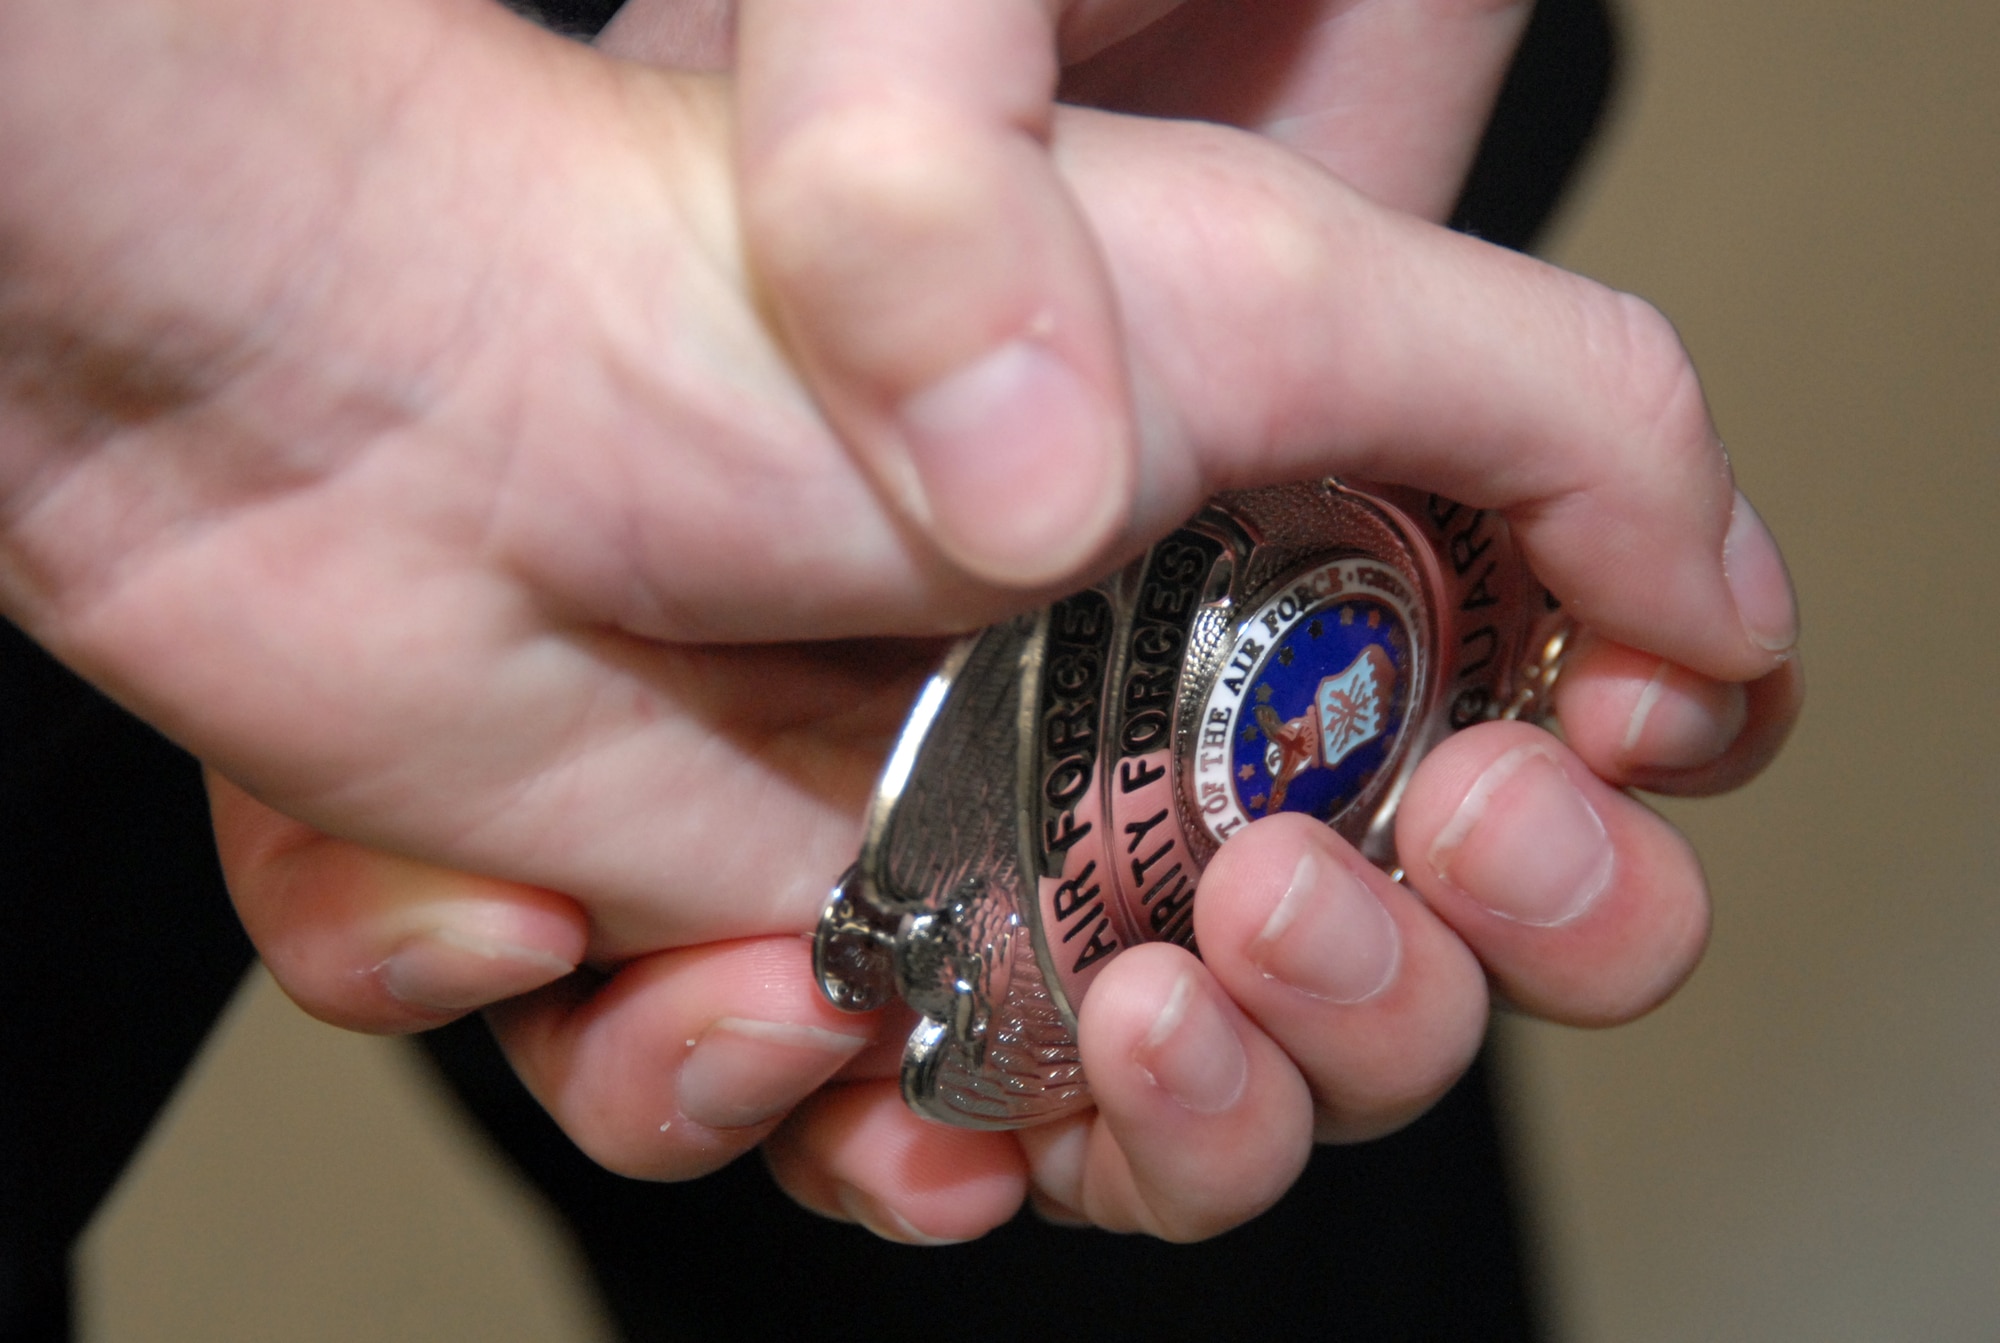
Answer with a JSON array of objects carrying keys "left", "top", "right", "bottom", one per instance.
[
  {"left": 0, "top": 622, "right": 254, "bottom": 1342},
  {"left": 1, "top": 2, "right": 1615, "bottom": 1336}
]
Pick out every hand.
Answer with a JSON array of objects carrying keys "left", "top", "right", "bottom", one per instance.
[
  {"left": 707, "top": 0, "right": 1539, "bottom": 585},
  {"left": 4, "top": 0, "right": 1798, "bottom": 1239},
  {"left": 215, "top": 650, "right": 1801, "bottom": 1240}
]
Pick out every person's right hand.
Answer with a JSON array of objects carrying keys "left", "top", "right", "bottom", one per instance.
[{"left": 690, "top": 0, "right": 1544, "bottom": 587}]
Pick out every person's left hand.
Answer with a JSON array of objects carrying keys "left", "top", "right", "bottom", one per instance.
[{"left": 215, "top": 644, "right": 1800, "bottom": 1241}]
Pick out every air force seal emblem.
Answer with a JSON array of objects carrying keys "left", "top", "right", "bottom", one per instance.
[{"left": 1193, "top": 559, "right": 1420, "bottom": 847}]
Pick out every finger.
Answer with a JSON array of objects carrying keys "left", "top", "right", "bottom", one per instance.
[
  {"left": 1065, "top": 0, "right": 1534, "bottom": 220},
  {"left": 489, "top": 936, "right": 878, "bottom": 1181},
  {"left": 216, "top": 771, "right": 887, "bottom": 1180},
  {"left": 208, "top": 771, "right": 587, "bottom": 1034},
  {"left": 734, "top": 0, "right": 1150, "bottom": 586},
  {"left": 763, "top": 1080, "right": 1030, "bottom": 1243},
  {"left": 1052, "top": 108, "right": 1799, "bottom": 684},
  {"left": 1395, "top": 719, "right": 1710, "bottom": 1025},
  {"left": 1190, "top": 813, "right": 1491, "bottom": 1142},
  {"left": 765, "top": 950, "right": 1320, "bottom": 1243},
  {"left": 1042, "top": 944, "right": 1316, "bottom": 1240},
  {"left": 1553, "top": 633, "right": 1805, "bottom": 797}
]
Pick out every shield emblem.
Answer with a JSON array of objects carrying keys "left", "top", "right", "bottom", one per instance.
[{"left": 1314, "top": 645, "right": 1396, "bottom": 770}]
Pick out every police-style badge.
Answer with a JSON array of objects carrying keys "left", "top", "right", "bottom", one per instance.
[{"left": 814, "top": 481, "right": 1569, "bottom": 1129}]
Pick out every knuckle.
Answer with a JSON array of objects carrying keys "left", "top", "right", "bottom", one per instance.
[
  {"left": 745, "top": 107, "right": 990, "bottom": 319},
  {"left": 1595, "top": 290, "right": 1718, "bottom": 481},
  {"left": 1185, "top": 131, "right": 1344, "bottom": 296},
  {"left": 1238, "top": 196, "right": 1341, "bottom": 300}
]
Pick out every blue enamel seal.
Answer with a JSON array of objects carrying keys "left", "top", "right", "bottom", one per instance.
[{"left": 1189, "top": 556, "right": 1422, "bottom": 847}]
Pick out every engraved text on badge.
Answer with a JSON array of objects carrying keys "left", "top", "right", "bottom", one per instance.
[
  {"left": 1101, "top": 531, "right": 1219, "bottom": 957},
  {"left": 1031, "top": 589, "right": 1124, "bottom": 1009}
]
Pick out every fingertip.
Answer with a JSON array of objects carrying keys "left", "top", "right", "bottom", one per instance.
[
  {"left": 489, "top": 939, "right": 880, "bottom": 1181},
  {"left": 1130, "top": 967, "right": 1251, "bottom": 1115},
  {"left": 1398, "top": 721, "right": 1711, "bottom": 1024},
  {"left": 1723, "top": 489, "right": 1799, "bottom": 656},
  {"left": 675, "top": 1017, "right": 871, "bottom": 1131},
  {"left": 1453, "top": 747, "right": 1616, "bottom": 926},
  {"left": 1077, "top": 945, "right": 1312, "bottom": 1240},
  {"left": 1205, "top": 816, "right": 1402, "bottom": 1006},
  {"left": 1559, "top": 641, "right": 1744, "bottom": 772},
  {"left": 1192, "top": 814, "right": 1490, "bottom": 1142},
  {"left": 1082, "top": 949, "right": 1297, "bottom": 1125},
  {"left": 214, "top": 780, "right": 591, "bottom": 1034},
  {"left": 766, "top": 1082, "right": 1028, "bottom": 1243},
  {"left": 1555, "top": 636, "right": 1804, "bottom": 796},
  {"left": 375, "top": 906, "right": 582, "bottom": 1018},
  {"left": 893, "top": 334, "right": 1132, "bottom": 586},
  {"left": 1619, "top": 659, "right": 1750, "bottom": 773},
  {"left": 832, "top": 1184, "right": 974, "bottom": 1247}
]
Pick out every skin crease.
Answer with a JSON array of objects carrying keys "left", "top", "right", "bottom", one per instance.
[{"left": 2, "top": 0, "right": 1802, "bottom": 1240}]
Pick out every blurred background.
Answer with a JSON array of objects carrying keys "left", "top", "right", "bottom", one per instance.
[{"left": 76, "top": 0, "right": 2000, "bottom": 1338}]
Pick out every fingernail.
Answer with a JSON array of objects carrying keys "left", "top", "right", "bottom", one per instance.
[
  {"left": 1723, "top": 490, "right": 1798, "bottom": 653},
  {"left": 677, "top": 1018, "right": 870, "bottom": 1131},
  {"left": 1249, "top": 849, "right": 1399, "bottom": 1003},
  {"left": 1621, "top": 661, "right": 1749, "bottom": 771},
  {"left": 1428, "top": 746, "right": 1613, "bottom": 927},
  {"left": 894, "top": 337, "right": 1125, "bottom": 586},
  {"left": 378, "top": 928, "right": 576, "bottom": 1013},
  {"left": 1135, "top": 971, "right": 1248, "bottom": 1115},
  {"left": 835, "top": 1184, "right": 965, "bottom": 1246}
]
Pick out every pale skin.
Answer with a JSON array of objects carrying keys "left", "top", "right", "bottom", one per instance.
[{"left": 3, "top": 0, "right": 1801, "bottom": 1242}]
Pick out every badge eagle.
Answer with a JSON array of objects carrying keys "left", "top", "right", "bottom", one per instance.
[{"left": 1253, "top": 644, "right": 1397, "bottom": 814}]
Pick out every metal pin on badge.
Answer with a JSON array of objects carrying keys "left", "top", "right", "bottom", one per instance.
[{"left": 813, "top": 481, "right": 1571, "bottom": 1129}]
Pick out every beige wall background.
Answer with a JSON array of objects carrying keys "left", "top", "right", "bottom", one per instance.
[
  {"left": 79, "top": 1, "right": 2000, "bottom": 1338},
  {"left": 1507, "top": 1, "right": 2000, "bottom": 1338}
]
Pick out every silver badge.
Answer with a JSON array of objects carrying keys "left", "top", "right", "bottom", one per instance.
[{"left": 814, "top": 481, "right": 1569, "bottom": 1129}]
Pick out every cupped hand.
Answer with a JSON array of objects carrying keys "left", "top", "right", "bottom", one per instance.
[
  {"left": 215, "top": 649, "right": 1801, "bottom": 1239},
  {"left": 759, "top": 658, "right": 1801, "bottom": 1241},
  {"left": 3, "top": 0, "right": 1799, "bottom": 1240}
]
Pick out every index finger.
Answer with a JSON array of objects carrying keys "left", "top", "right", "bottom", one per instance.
[{"left": 1053, "top": 109, "right": 1797, "bottom": 683}]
